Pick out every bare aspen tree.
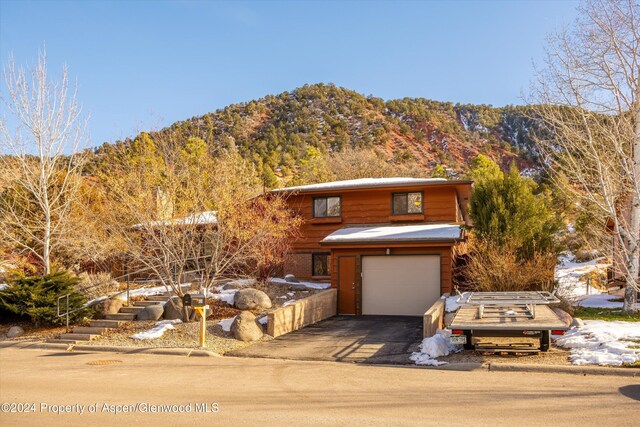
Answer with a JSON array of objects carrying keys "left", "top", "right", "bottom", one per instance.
[
  {"left": 0, "top": 51, "right": 88, "bottom": 275},
  {"left": 533, "top": 0, "right": 639, "bottom": 311}
]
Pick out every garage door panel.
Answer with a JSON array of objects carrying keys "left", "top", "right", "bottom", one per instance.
[{"left": 362, "top": 255, "right": 440, "bottom": 316}]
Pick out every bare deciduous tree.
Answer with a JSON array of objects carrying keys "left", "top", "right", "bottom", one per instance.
[
  {"left": 532, "top": 0, "right": 639, "bottom": 311},
  {"left": 0, "top": 51, "right": 88, "bottom": 275},
  {"left": 101, "top": 134, "right": 300, "bottom": 320}
]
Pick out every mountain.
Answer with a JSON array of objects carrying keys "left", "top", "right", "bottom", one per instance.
[{"left": 91, "top": 83, "right": 542, "bottom": 181}]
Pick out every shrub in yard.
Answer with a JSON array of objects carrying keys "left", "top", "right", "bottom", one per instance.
[
  {"left": 0, "top": 271, "right": 90, "bottom": 326},
  {"left": 466, "top": 237, "right": 557, "bottom": 292}
]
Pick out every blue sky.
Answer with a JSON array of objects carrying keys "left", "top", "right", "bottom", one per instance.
[{"left": 0, "top": 0, "right": 579, "bottom": 147}]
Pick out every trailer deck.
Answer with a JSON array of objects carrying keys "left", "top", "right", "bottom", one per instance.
[
  {"left": 449, "top": 304, "right": 568, "bottom": 331},
  {"left": 447, "top": 291, "right": 569, "bottom": 353}
]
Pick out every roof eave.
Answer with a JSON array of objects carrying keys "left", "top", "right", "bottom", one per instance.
[
  {"left": 272, "top": 180, "right": 473, "bottom": 195},
  {"left": 319, "top": 237, "right": 464, "bottom": 246}
]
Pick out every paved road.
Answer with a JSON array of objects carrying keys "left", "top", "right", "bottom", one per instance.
[{"left": 0, "top": 347, "right": 638, "bottom": 426}]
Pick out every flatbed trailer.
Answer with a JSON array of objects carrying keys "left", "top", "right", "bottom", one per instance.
[{"left": 447, "top": 292, "right": 570, "bottom": 353}]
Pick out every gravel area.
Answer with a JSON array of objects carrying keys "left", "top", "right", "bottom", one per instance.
[
  {"left": 438, "top": 345, "right": 572, "bottom": 365},
  {"left": 82, "top": 319, "right": 269, "bottom": 354},
  {"left": 0, "top": 321, "right": 67, "bottom": 342}
]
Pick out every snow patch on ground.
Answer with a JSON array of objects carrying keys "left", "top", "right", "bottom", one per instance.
[
  {"left": 257, "top": 315, "right": 268, "bottom": 325},
  {"left": 207, "top": 287, "right": 238, "bottom": 305},
  {"left": 555, "top": 252, "right": 607, "bottom": 302},
  {"left": 0, "top": 283, "right": 9, "bottom": 291},
  {"left": 575, "top": 294, "right": 624, "bottom": 308},
  {"left": 410, "top": 329, "right": 462, "bottom": 366},
  {"left": 554, "top": 320, "right": 640, "bottom": 366},
  {"left": 282, "top": 299, "right": 296, "bottom": 307},
  {"left": 130, "top": 320, "right": 182, "bottom": 340},
  {"left": 269, "top": 277, "right": 331, "bottom": 290},
  {"left": 218, "top": 316, "right": 236, "bottom": 332}
]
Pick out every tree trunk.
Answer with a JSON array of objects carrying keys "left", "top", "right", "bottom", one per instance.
[{"left": 623, "top": 93, "right": 640, "bottom": 313}]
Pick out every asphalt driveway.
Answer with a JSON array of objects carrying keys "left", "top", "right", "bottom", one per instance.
[{"left": 228, "top": 315, "right": 423, "bottom": 364}]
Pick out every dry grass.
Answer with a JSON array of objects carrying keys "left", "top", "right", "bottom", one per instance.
[{"left": 466, "top": 239, "right": 557, "bottom": 292}]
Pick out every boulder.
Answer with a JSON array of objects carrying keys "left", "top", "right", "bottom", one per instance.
[
  {"left": 552, "top": 308, "right": 573, "bottom": 326},
  {"left": 137, "top": 304, "right": 164, "bottom": 321},
  {"left": 7, "top": 325, "right": 24, "bottom": 338},
  {"left": 231, "top": 311, "right": 263, "bottom": 342},
  {"left": 163, "top": 296, "right": 186, "bottom": 320},
  {"left": 284, "top": 274, "right": 299, "bottom": 283},
  {"left": 96, "top": 299, "right": 123, "bottom": 318},
  {"left": 233, "top": 288, "right": 272, "bottom": 310},
  {"left": 571, "top": 317, "right": 585, "bottom": 328}
]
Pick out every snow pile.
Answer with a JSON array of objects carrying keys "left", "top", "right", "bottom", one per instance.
[
  {"left": 282, "top": 299, "right": 296, "bottom": 307},
  {"left": 257, "top": 315, "right": 268, "bottom": 325},
  {"left": 554, "top": 320, "right": 640, "bottom": 366},
  {"left": 130, "top": 319, "right": 182, "bottom": 340},
  {"left": 0, "top": 283, "right": 9, "bottom": 291},
  {"left": 218, "top": 316, "right": 236, "bottom": 332},
  {"left": 555, "top": 252, "right": 608, "bottom": 302},
  {"left": 443, "top": 293, "right": 467, "bottom": 313},
  {"left": 410, "top": 329, "right": 462, "bottom": 366},
  {"left": 269, "top": 277, "right": 331, "bottom": 290}
]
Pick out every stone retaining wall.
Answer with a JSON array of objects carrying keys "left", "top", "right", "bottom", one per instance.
[{"left": 267, "top": 289, "right": 337, "bottom": 337}]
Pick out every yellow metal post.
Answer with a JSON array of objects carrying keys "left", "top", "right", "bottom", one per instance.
[{"left": 195, "top": 306, "right": 208, "bottom": 348}]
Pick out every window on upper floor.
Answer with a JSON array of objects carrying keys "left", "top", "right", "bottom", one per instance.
[
  {"left": 313, "top": 196, "right": 341, "bottom": 218},
  {"left": 392, "top": 192, "right": 423, "bottom": 215},
  {"left": 312, "top": 253, "right": 331, "bottom": 277}
]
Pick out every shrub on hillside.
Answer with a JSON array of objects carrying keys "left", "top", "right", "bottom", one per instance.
[{"left": 0, "top": 271, "right": 90, "bottom": 326}]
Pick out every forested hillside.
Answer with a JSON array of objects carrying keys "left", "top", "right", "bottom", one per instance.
[{"left": 89, "top": 83, "right": 543, "bottom": 186}]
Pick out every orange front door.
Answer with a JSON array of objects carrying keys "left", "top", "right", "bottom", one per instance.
[{"left": 338, "top": 256, "right": 356, "bottom": 315}]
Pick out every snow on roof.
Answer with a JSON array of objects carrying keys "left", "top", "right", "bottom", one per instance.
[
  {"left": 132, "top": 211, "right": 217, "bottom": 228},
  {"left": 321, "top": 223, "right": 463, "bottom": 244},
  {"left": 272, "top": 177, "right": 468, "bottom": 193}
]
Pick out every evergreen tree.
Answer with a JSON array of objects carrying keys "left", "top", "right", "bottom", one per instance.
[
  {"left": 430, "top": 164, "right": 448, "bottom": 178},
  {"left": 261, "top": 164, "right": 280, "bottom": 189},
  {"left": 469, "top": 158, "right": 560, "bottom": 258}
]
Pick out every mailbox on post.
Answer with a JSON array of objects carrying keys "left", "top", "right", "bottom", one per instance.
[
  {"left": 183, "top": 293, "right": 206, "bottom": 307},
  {"left": 183, "top": 293, "right": 209, "bottom": 348}
]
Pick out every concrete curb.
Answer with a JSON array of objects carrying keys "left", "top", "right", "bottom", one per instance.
[
  {"left": 0, "top": 341, "right": 220, "bottom": 357},
  {"left": 488, "top": 362, "right": 639, "bottom": 377}
]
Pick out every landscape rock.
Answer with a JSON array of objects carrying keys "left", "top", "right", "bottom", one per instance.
[
  {"left": 96, "top": 299, "right": 123, "bottom": 318},
  {"left": 7, "top": 326, "right": 24, "bottom": 338},
  {"left": 552, "top": 308, "right": 573, "bottom": 326},
  {"left": 233, "top": 288, "right": 272, "bottom": 310},
  {"left": 163, "top": 296, "right": 186, "bottom": 320},
  {"left": 284, "top": 274, "right": 299, "bottom": 283},
  {"left": 137, "top": 304, "right": 164, "bottom": 321},
  {"left": 571, "top": 317, "right": 585, "bottom": 328},
  {"left": 230, "top": 311, "right": 264, "bottom": 342}
]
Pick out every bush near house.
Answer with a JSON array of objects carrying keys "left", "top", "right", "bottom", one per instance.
[
  {"left": 0, "top": 271, "right": 90, "bottom": 326},
  {"left": 465, "top": 155, "right": 561, "bottom": 291}
]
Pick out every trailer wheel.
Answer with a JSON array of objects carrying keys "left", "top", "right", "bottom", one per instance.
[
  {"left": 540, "top": 331, "right": 550, "bottom": 352},
  {"left": 464, "top": 330, "right": 474, "bottom": 350}
]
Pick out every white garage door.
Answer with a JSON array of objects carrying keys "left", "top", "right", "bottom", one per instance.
[{"left": 362, "top": 255, "right": 441, "bottom": 316}]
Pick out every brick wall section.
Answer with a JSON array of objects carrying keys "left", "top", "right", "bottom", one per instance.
[{"left": 283, "top": 252, "right": 312, "bottom": 280}]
